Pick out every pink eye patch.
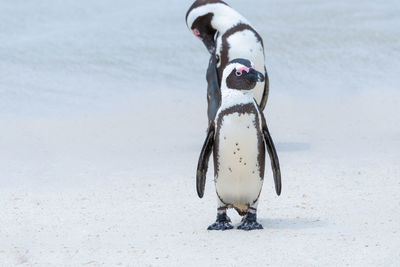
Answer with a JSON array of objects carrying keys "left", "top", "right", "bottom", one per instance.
[
  {"left": 236, "top": 66, "right": 250, "bottom": 76},
  {"left": 193, "top": 28, "right": 203, "bottom": 40},
  {"left": 236, "top": 65, "right": 256, "bottom": 76}
]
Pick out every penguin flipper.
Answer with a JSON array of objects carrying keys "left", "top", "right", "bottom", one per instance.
[
  {"left": 206, "top": 54, "right": 221, "bottom": 123},
  {"left": 261, "top": 113, "right": 282, "bottom": 196},
  {"left": 196, "top": 124, "right": 215, "bottom": 198},
  {"left": 259, "top": 68, "right": 270, "bottom": 111}
]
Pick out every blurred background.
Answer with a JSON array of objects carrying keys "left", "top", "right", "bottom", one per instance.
[
  {"left": 1, "top": 0, "right": 399, "bottom": 115},
  {"left": 0, "top": 0, "right": 399, "bottom": 265}
]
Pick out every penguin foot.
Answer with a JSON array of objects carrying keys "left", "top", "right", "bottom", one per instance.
[
  {"left": 237, "top": 220, "right": 263, "bottom": 231},
  {"left": 207, "top": 212, "right": 233, "bottom": 231},
  {"left": 207, "top": 220, "right": 234, "bottom": 230},
  {"left": 237, "top": 211, "right": 263, "bottom": 231}
]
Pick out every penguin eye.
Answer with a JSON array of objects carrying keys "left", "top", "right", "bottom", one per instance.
[
  {"left": 193, "top": 28, "right": 200, "bottom": 35},
  {"left": 193, "top": 28, "right": 203, "bottom": 40},
  {"left": 236, "top": 71, "right": 242, "bottom": 77}
]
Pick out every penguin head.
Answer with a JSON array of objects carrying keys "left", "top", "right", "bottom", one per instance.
[
  {"left": 222, "top": 59, "right": 264, "bottom": 91},
  {"left": 185, "top": 0, "right": 229, "bottom": 53}
]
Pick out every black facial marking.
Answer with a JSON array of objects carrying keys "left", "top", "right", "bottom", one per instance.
[
  {"left": 226, "top": 69, "right": 256, "bottom": 90},
  {"left": 225, "top": 60, "right": 265, "bottom": 90},
  {"left": 190, "top": 13, "right": 216, "bottom": 53}
]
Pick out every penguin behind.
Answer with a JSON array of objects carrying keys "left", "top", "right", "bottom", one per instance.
[
  {"left": 196, "top": 58, "right": 281, "bottom": 231},
  {"left": 186, "top": 0, "right": 270, "bottom": 116}
]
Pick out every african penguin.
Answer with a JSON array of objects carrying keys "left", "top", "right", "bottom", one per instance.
[
  {"left": 196, "top": 58, "right": 281, "bottom": 231},
  {"left": 186, "top": 0, "right": 270, "bottom": 122}
]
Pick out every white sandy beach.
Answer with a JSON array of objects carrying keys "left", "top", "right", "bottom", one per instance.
[{"left": 0, "top": 0, "right": 399, "bottom": 266}]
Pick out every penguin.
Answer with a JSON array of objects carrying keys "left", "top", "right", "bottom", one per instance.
[
  {"left": 196, "top": 58, "right": 281, "bottom": 230},
  {"left": 186, "top": 0, "right": 270, "bottom": 122}
]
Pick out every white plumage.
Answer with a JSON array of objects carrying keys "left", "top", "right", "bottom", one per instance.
[
  {"left": 215, "top": 110, "right": 264, "bottom": 210},
  {"left": 213, "top": 63, "right": 264, "bottom": 212},
  {"left": 187, "top": 2, "right": 267, "bottom": 107}
]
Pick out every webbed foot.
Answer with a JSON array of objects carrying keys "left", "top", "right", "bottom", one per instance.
[
  {"left": 207, "top": 211, "right": 233, "bottom": 231},
  {"left": 237, "top": 211, "right": 263, "bottom": 231},
  {"left": 207, "top": 221, "right": 234, "bottom": 230}
]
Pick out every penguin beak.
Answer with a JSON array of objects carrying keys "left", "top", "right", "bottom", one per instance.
[
  {"left": 202, "top": 36, "right": 215, "bottom": 54},
  {"left": 246, "top": 68, "right": 265, "bottom": 83}
]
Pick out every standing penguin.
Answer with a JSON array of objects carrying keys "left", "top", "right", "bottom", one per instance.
[
  {"left": 186, "top": 0, "right": 269, "bottom": 122},
  {"left": 197, "top": 58, "right": 281, "bottom": 230}
]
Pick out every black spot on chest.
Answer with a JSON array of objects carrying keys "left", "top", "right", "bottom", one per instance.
[{"left": 213, "top": 103, "right": 265, "bottom": 178}]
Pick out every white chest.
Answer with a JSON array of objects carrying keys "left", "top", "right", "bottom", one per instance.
[{"left": 214, "top": 112, "right": 264, "bottom": 204}]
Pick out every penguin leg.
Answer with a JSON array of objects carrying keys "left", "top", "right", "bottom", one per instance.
[
  {"left": 237, "top": 204, "right": 263, "bottom": 231},
  {"left": 207, "top": 204, "right": 233, "bottom": 231}
]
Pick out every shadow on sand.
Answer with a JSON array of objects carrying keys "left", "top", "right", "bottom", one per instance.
[
  {"left": 276, "top": 142, "right": 311, "bottom": 152},
  {"left": 258, "top": 217, "right": 324, "bottom": 230}
]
